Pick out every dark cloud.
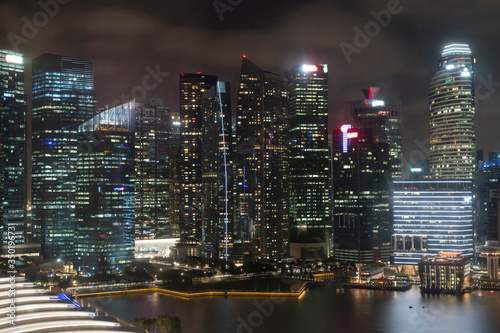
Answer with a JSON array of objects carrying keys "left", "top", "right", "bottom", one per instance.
[{"left": 1, "top": 0, "right": 500, "bottom": 161}]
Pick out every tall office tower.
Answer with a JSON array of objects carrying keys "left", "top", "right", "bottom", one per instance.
[
  {"left": 134, "top": 98, "right": 170, "bottom": 240},
  {"left": 479, "top": 153, "right": 500, "bottom": 241},
  {"left": 286, "top": 64, "right": 329, "bottom": 258},
  {"left": 235, "top": 57, "right": 261, "bottom": 257},
  {"left": 348, "top": 87, "right": 402, "bottom": 179},
  {"left": 392, "top": 180, "right": 474, "bottom": 265},
  {"left": 169, "top": 116, "right": 181, "bottom": 238},
  {"left": 332, "top": 126, "right": 392, "bottom": 263},
  {"left": 201, "top": 81, "right": 233, "bottom": 261},
  {"left": 75, "top": 102, "right": 135, "bottom": 274},
  {"left": 31, "top": 53, "right": 96, "bottom": 260},
  {"left": 0, "top": 94, "right": 3, "bottom": 245},
  {"left": 0, "top": 50, "right": 26, "bottom": 244},
  {"left": 179, "top": 73, "right": 217, "bottom": 257},
  {"left": 429, "top": 43, "right": 476, "bottom": 179},
  {"left": 75, "top": 101, "right": 135, "bottom": 274},
  {"left": 476, "top": 149, "right": 487, "bottom": 242},
  {"left": 235, "top": 56, "right": 289, "bottom": 261}
]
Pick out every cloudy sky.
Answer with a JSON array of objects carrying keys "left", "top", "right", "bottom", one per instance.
[{"left": 1, "top": 0, "right": 500, "bottom": 163}]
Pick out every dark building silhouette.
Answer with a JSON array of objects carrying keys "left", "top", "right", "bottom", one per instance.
[
  {"left": 332, "top": 127, "right": 392, "bottom": 263},
  {"left": 235, "top": 56, "right": 289, "bottom": 261},
  {"left": 201, "top": 81, "right": 233, "bottom": 261},
  {"left": 178, "top": 73, "right": 218, "bottom": 257},
  {"left": 134, "top": 99, "right": 170, "bottom": 240},
  {"left": 347, "top": 87, "right": 402, "bottom": 179}
]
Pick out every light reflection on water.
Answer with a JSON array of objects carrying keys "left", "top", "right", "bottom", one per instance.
[{"left": 86, "top": 285, "right": 500, "bottom": 333}]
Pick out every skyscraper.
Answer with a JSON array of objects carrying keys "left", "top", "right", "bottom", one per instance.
[
  {"left": 392, "top": 180, "right": 474, "bottom": 265},
  {"left": 235, "top": 57, "right": 261, "bottom": 257},
  {"left": 169, "top": 116, "right": 182, "bottom": 239},
  {"left": 75, "top": 102, "right": 135, "bottom": 274},
  {"left": 201, "top": 81, "right": 233, "bottom": 261},
  {"left": 0, "top": 50, "right": 26, "bottom": 245},
  {"left": 347, "top": 87, "right": 402, "bottom": 179},
  {"left": 478, "top": 153, "right": 500, "bottom": 241},
  {"left": 134, "top": 98, "right": 170, "bottom": 240},
  {"left": 31, "top": 53, "right": 96, "bottom": 260},
  {"left": 178, "top": 73, "right": 217, "bottom": 258},
  {"left": 235, "top": 57, "right": 289, "bottom": 261},
  {"left": 287, "top": 64, "right": 329, "bottom": 258},
  {"left": 429, "top": 43, "right": 476, "bottom": 179},
  {"left": 332, "top": 126, "right": 392, "bottom": 264}
]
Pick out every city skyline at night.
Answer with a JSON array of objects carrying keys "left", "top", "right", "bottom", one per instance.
[
  {"left": 3, "top": 2, "right": 500, "bottom": 332},
  {"left": 0, "top": 41, "right": 494, "bottom": 263},
  {"left": 0, "top": 41, "right": 493, "bottom": 264},
  {"left": 2, "top": 1, "right": 500, "bottom": 159}
]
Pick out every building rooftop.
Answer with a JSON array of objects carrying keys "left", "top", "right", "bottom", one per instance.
[{"left": 0, "top": 276, "right": 143, "bottom": 332}]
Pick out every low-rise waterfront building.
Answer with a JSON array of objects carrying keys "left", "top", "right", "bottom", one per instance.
[{"left": 418, "top": 252, "right": 471, "bottom": 294}]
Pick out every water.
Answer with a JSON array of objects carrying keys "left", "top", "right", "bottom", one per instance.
[{"left": 86, "top": 285, "right": 500, "bottom": 333}]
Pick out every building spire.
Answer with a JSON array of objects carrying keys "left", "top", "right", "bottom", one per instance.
[{"left": 361, "top": 87, "right": 381, "bottom": 99}]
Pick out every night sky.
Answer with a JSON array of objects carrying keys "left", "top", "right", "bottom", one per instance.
[{"left": 1, "top": 0, "right": 500, "bottom": 166}]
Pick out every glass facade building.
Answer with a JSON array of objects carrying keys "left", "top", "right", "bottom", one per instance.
[
  {"left": 179, "top": 73, "right": 218, "bottom": 257},
  {"left": 347, "top": 87, "right": 402, "bottom": 179},
  {"left": 168, "top": 116, "right": 181, "bottom": 239},
  {"left": 75, "top": 102, "right": 135, "bottom": 274},
  {"left": 235, "top": 57, "right": 289, "bottom": 261},
  {"left": 287, "top": 64, "right": 329, "bottom": 246},
  {"left": 429, "top": 43, "right": 476, "bottom": 179},
  {"left": 134, "top": 99, "right": 170, "bottom": 240},
  {"left": 392, "top": 180, "right": 474, "bottom": 265},
  {"left": 31, "top": 53, "right": 96, "bottom": 260},
  {"left": 478, "top": 153, "right": 500, "bottom": 241},
  {"left": 0, "top": 50, "right": 26, "bottom": 245},
  {"left": 332, "top": 127, "right": 392, "bottom": 264},
  {"left": 201, "top": 81, "right": 233, "bottom": 261}
]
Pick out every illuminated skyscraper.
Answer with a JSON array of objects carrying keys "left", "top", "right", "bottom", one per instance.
[
  {"left": 31, "top": 53, "right": 96, "bottom": 260},
  {"left": 134, "top": 98, "right": 170, "bottom": 240},
  {"left": 429, "top": 43, "right": 476, "bottom": 179},
  {"left": 287, "top": 64, "right": 329, "bottom": 257},
  {"left": 0, "top": 50, "right": 26, "bottom": 245},
  {"left": 235, "top": 57, "right": 289, "bottom": 261},
  {"left": 169, "top": 116, "right": 182, "bottom": 239},
  {"left": 178, "top": 73, "right": 217, "bottom": 257},
  {"left": 75, "top": 102, "right": 135, "bottom": 274},
  {"left": 0, "top": 94, "right": 3, "bottom": 244},
  {"left": 392, "top": 180, "right": 474, "bottom": 265},
  {"left": 332, "top": 126, "right": 392, "bottom": 264},
  {"left": 201, "top": 81, "right": 233, "bottom": 261},
  {"left": 348, "top": 87, "right": 402, "bottom": 179}
]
